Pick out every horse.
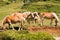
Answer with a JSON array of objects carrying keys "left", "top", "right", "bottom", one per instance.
[
  {"left": 2, "top": 12, "right": 27, "bottom": 31},
  {"left": 2, "top": 12, "right": 34, "bottom": 30},
  {"left": 40, "top": 12, "right": 59, "bottom": 26}
]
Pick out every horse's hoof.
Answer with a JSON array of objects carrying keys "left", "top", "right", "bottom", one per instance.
[
  {"left": 12, "top": 28, "right": 15, "bottom": 30},
  {"left": 55, "top": 25, "right": 57, "bottom": 26},
  {"left": 18, "top": 30, "right": 20, "bottom": 31},
  {"left": 18, "top": 28, "right": 21, "bottom": 31}
]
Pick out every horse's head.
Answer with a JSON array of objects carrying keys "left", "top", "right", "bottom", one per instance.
[
  {"left": 23, "top": 12, "right": 34, "bottom": 19},
  {"left": 30, "top": 12, "right": 34, "bottom": 18},
  {"left": 33, "top": 12, "right": 41, "bottom": 20},
  {"left": 33, "top": 12, "right": 39, "bottom": 17}
]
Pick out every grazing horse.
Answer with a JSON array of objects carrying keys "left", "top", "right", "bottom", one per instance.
[
  {"left": 2, "top": 12, "right": 34, "bottom": 30},
  {"left": 40, "top": 12, "right": 59, "bottom": 26},
  {"left": 2, "top": 13, "right": 26, "bottom": 31}
]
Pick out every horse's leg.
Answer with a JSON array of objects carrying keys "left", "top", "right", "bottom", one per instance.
[
  {"left": 18, "top": 22, "right": 23, "bottom": 31},
  {"left": 50, "top": 19, "right": 53, "bottom": 26},
  {"left": 21, "top": 22, "right": 23, "bottom": 30},
  {"left": 8, "top": 23, "right": 11, "bottom": 29},
  {"left": 2, "top": 23, "right": 6, "bottom": 30},
  {"left": 18, "top": 23, "right": 21, "bottom": 31},
  {"left": 9, "top": 23, "right": 14, "bottom": 30},
  {"left": 26, "top": 17, "right": 30, "bottom": 24},
  {"left": 42, "top": 18, "right": 44, "bottom": 26},
  {"left": 35, "top": 19, "right": 37, "bottom": 23},
  {"left": 8, "top": 19, "right": 14, "bottom": 30},
  {"left": 25, "top": 19, "right": 29, "bottom": 24},
  {"left": 55, "top": 19, "right": 58, "bottom": 26}
]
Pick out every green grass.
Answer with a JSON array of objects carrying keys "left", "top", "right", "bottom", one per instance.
[
  {"left": 0, "top": 30, "right": 55, "bottom": 40},
  {"left": 22, "top": 1, "right": 60, "bottom": 13}
]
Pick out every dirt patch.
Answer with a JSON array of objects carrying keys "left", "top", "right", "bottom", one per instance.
[
  {"left": 0, "top": 25, "right": 60, "bottom": 36},
  {"left": 28, "top": 26, "right": 60, "bottom": 36}
]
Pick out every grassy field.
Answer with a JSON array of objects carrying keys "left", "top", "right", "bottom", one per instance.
[
  {"left": 0, "top": 1, "right": 60, "bottom": 26},
  {"left": 0, "top": 1, "right": 60, "bottom": 40}
]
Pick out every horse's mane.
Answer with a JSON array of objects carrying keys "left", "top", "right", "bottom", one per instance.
[{"left": 23, "top": 12, "right": 31, "bottom": 15}]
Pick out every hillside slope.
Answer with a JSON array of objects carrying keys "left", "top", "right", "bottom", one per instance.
[{"left": 22, "top": 1, "right": 60, "bottom": 13}]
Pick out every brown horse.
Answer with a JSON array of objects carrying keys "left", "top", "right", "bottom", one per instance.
[
  {"left": 2, "top": 12, "right": 34, "bottom": 30},
  {"left": 2, "top": 14, "right": 26, "bottom": 31},
  {"left": 40, "top": 12, "right": 59, "bottom": 26}
]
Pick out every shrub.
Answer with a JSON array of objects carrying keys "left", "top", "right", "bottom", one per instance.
[{"left": 0, "top": 30, "right": 55, "bottom": 40}]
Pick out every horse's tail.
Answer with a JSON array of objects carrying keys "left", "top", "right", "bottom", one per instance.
[
  {"left": 52, "top": 13, "right": 59, "bottom": 22},
  {"left": 2, "top": 15, "right": 9, "bottom": 29}
]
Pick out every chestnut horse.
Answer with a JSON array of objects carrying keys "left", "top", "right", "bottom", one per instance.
[
  {"left": 40, "top": 12, "right": 59, "bottom": 26},
  {"left": 2, "top": 12, "right": 34, "bottom": 30},
  {"left": 2, "top": 14, "right": 26, "bottom": 31}
]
